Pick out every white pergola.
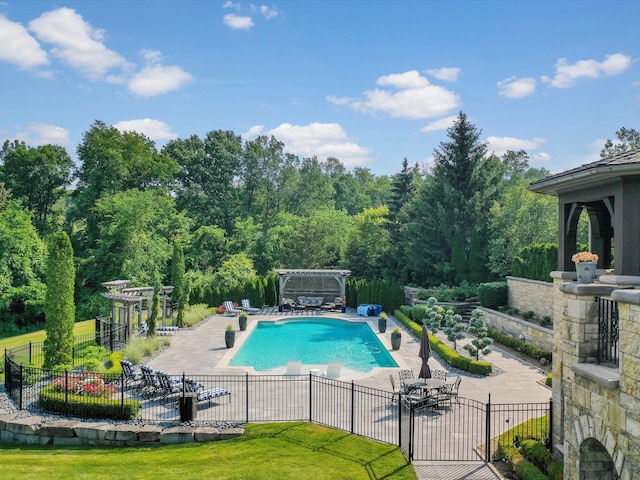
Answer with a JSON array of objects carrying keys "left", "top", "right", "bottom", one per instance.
[{"left": 275, "top": 269, "right": 351, "bottom": 304}]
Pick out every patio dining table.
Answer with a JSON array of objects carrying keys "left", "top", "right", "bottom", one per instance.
[{"left": 409, "top": 378, "right": 446, "bottom": 398}]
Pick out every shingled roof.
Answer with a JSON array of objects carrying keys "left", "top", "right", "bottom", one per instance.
[{"left": 528, "top": 148, "right": 640, "bottom": 195}]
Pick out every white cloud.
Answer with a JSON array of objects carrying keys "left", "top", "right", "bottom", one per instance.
[
  {"left": 497, "top": 76, "right": 536, "bottom": 98},
  {"left": 349, "top": 70, "right": 461, "bottom": 119},
  {"left": 224, "top": 13, "right": 254, "bottom": 29},
  {"left": 14, "top": 123, "right": 71, "bottom": 146},
  {"left": 531, "top": 152, "right": 550, "bottom": 163},
  {"left": 29, "top": 7, "right": 131, "bottom": 80},
  {"left": 326, "top": 95, "right": 353, "bottom": 105},
  {"left": 113, "top": 119, "right": 177, "bottom": 140},
  {"left": 485, "top": 136, "right": 547, "bottom": 157},
  {"left": 128, "top": 64, "right": 193, "bottom": 97},
  {"left": 246, "top": 122, "right": 373, "bottom": 167},
  {"left": 420, "top": 115, "right": 457, "bottom": 133},
  {"left": 426, "top": 67, "right": 460, "bottom": 82},
  {"left": 541, "top": 53, "right": 632, "bottom": 88},
  {"left": 260, "top": 6, "right": 278, "bottom": 20},
  {"left": 0, "top": 15, "right": 48, "bottom": 70},
  {"left": 242, "top": 125, "right": 265, "bottom": 138}
]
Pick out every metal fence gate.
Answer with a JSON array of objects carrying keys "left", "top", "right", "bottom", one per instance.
[{"left": 404, "top": 396, "right": 551, "bottom": 462}]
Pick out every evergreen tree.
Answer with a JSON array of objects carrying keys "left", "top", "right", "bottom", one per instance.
[
  {"left": 463, "top": 309, "right": 494, "bottom": 360},
  {"left": 171, "top": 240, "right": 187, "bottom": 328},
  {"left": 43, "top": 232, "right": 76, "bottom": 369}
]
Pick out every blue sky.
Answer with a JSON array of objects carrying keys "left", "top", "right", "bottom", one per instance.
[{"left": 0, "top": 0, "right": 638, "bottom": 176}]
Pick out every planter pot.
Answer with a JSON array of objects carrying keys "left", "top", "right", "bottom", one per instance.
[
  {"left": 391, "top": 331, "right": 401, "bottom": 350},
  {"left": 576, "top": 261, "right": 597, "bottom": 284},
  {"left": 225, "top": 330, "right": 236, "bottom": 348},
  {"left": 239, "top": 315, "right": 247, "bottom": 331},
  {"left": 378, "top": 317, "right": 387, "bottom": 333}
]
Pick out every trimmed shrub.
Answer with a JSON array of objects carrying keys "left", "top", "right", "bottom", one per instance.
[
  {"left": 394, "top": 309, "right": 492, "bottom": 375},
  {"left": 477, "top": 282, "right": 507, "bottom": 310},
  {"left": 515, "top": 459, "right": 548, "bottom": 480},
  {"left": 520, "top": 439, "right": 553, "bottom": 472},
  {"left": 545, "top": 373, "right": 552, "bottom": 387},
  {"left": 487, "top": 328, "right": 552, "bottom": 363},
  {"left": 39, "top": 384, "right": 140, "bottom": 420},
  {"left": 412, "top": 304, "right": 428, "bottom": 324}
]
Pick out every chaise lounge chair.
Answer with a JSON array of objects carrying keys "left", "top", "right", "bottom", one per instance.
[
  {"left": 223, "top": 301, "right": 242, "bottom": 316},
  {"left": 286, "top": 360, "right": 302, "bottom": 375},
  {"left": 323, "top": 361, "right": 342, "bottom": 379},
  {"left": 182, "top": 378, "right": 231, "bottom": 406},
  {"left": 241, "top": 299, "right": 261, "bottom": 314}
]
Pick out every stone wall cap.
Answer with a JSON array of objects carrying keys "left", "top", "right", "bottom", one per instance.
[
  {"left": 560, "top": 283, "right": 617, "bottom": 296},
  {"left": 611, "top": 289, "right": 640, "bottom": 305},
  {"left": 551, "top": 271, "right": 578, "bottom": 280},
  {"left": 571, "top": 363, "right": 620, "bottom": 389},
  {"left": 600, "top": 275, "right": 640, "bottom": 287}
]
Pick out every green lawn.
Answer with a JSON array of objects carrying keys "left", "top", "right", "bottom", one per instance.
[
  {"left": 0, "top": 422, "right": 416, "bottom": 480},
  {"left": 0, "top": 320, "right": 95, "bottom": 355}
]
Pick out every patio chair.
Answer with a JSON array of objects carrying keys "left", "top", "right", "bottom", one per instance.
[
  {"left": 182, "top": 378, "right": 231, "bottom": 406},
  {"left": 323, "top": 361, "right": 342, "bottom": 379},
  {"left": 223, "top": 301, "right": 242, "bottom": 316},
  {"left": 431, "top": 369, "right": 447, "bottom": 381},
  {"left": 389, "top": 374, "right": 407, "bottom": 403},
  {"left": 398, "top": 369, "right": 418, "bottom": 393},
  {"left": 241, "top": 299, "right": 261, "bottom": 314},
  {"left": 286, "top": 360, "right": 302, "bottom": 375},
  {"left": 437, "top": 376, "right": 462, "bottom": 407}
]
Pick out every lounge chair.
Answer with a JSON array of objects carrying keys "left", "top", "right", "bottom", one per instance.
[
  {"left": 241, "top": 299, "right": 261, "bottom": 314},
  {"left": 286, "top": 360, "right": 302, "bottom": 375},
  {"left": 223, "top": 301, "right": 242, "bottom": 316},
  {"left": 138, "top": 364, "right": 162, "bottom": 398},
  {"left": 182, "top": 378, "right": 231, "bottom": 406},
  {"left": 120, "top": 360, "right": 142, "bottom": 388},
  {"left": 323, "top": 361, "right": 342, "bottom": 379},
  {"left": 156, "top": 371, "right": 183, "bottom": 404}
]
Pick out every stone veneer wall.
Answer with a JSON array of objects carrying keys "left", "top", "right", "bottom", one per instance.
[
  {"left": 551, "top": 271, "right": 640, "bottom": 480},
  {"left": 480, "top": 307, "right": 553, "bottom": 353},
  {"left": 0, "top": 414, "right": 243, "bottom": 446},
  {"left": 506, "top": 277, "right": 554, "bottom": 321}
]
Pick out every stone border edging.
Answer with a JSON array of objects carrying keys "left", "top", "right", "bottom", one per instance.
[{"left": 0, "top": 413, "right": 244, "bottom": 446}]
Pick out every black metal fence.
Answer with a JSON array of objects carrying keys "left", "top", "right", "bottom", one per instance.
[
  {"left": 4, "top": 353, "right": 551, "bottom": 463},
  {"left": 406, "top": 395, "right": 552, "bottom": 462},
  {"left": 597, "top": 297, "right": 619, "bottom": 366},
  {"left": 4, "top": 321, "right": 127, "bottom": 369}
]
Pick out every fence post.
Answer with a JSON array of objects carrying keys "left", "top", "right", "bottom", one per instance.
[
  {"left": 485, "top": 394, "right": 492, "bottom": 462},
  {"left": 120, "top": 371, "right": 125, "bottom": 414},
  {"left": 350, "top": 381, "right": 355, "bottom": 434},
  {"left": 309, "top": 373, "right": 312, "bottom": 423},
  {"left": 29, "top": 342, "right": 32, "bottom": 364},
  {"left": 245, "top": 373, "right": 249, "bottom": 424},
  {"left": 65, "top": 370, "right": 69, "bottom": 407},
  {"left": 19, "top": 364, "right": 23, "bottom": 410},
  {"left": 548, "top": 399, "right": 553, "bottom": 451}
]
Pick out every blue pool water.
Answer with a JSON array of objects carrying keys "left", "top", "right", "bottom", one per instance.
[{"left": 229, "top": 318, "right": 398, "bottom": 371}]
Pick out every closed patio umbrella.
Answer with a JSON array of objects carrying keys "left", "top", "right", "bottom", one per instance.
[{"left": 418, "top": 324, "right": 432, "bottom": 379}]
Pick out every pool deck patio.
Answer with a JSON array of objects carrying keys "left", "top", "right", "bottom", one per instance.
[{"left": 147, "top": 309, "right": 551, "bottom": 480}]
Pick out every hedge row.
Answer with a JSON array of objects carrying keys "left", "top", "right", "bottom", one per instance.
[
  {"left": 38, "top": 384, "right": 141, "bottom": 420},
  {"left": 478, "top": 282, "right": 508, "bottom": 309},
  {"left": 393, "top": 309, "right": 493, "bottom": 375},
  {"left": 487, "top": 328, "right": 552, "bottom": 362}
]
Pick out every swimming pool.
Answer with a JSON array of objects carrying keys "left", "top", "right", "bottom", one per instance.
[{"left": 229, "top": 318, "right": 398, "bottom": 372}]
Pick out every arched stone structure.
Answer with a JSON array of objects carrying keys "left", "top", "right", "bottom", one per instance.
[{"left": 579, "top": 438, "right": 616, "bottom": 480}]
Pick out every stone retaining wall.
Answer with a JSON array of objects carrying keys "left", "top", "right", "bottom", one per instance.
[
  {"left": 506, "top": 276, "right": 554, "bottom": 320},
  {"left": 0, "top": 414, "right": 243, "bottom": 446},
  {"left": 481, "top": 307, "right": 554, "bottom": 353}
]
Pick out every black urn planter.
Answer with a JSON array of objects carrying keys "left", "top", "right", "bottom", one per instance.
[
  {"left": 378, "top": 317, "right": 387, "bottom": 333},
  {"left": 391, "top": 330, "right": 401, "bottom": 350},
  {"left": 239, "top": 314, "right": 247, "bottom": 331},
  {"left": 225, "top": 329, "right": 236, "bottom": 348}
]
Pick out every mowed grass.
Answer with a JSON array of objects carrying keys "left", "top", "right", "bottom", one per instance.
[
  {"left": 0, "top": 422, "right": 416, "bottom": 480},
  {"left": 0, "top": 320, "right": 95, "bottom": 355}
]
